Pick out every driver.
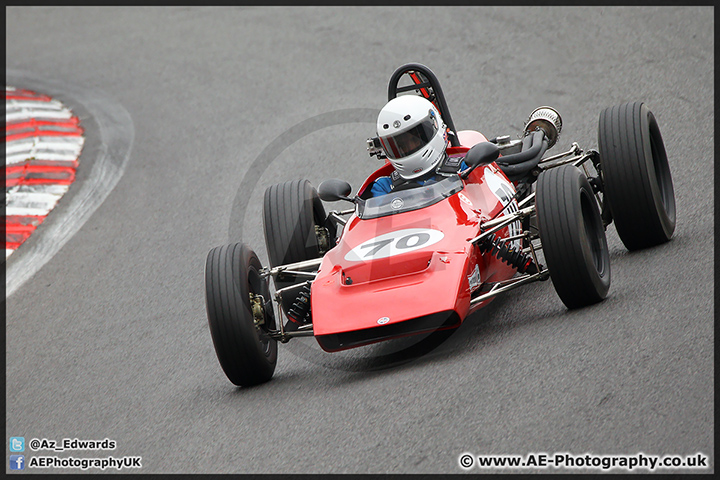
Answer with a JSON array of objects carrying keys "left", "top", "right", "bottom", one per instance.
[{"left": 370, "top": 95, "right": 463, "bottom": 196}]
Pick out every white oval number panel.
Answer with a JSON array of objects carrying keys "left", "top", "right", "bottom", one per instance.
[{"left": 344, "top": 228, "right": 445, "bottom": 262}]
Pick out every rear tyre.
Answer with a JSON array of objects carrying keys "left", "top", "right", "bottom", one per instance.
[
  {"left": 205, "top": 243, "right": 277, "bottom": 387},
  {"left": 598, "top": 102, "right": 676, "bottom": 250},
  {"left": 263, "top": 179, "right": 328, "bottom": 291},
  {"left": 536, "top": 165, "right": 611, "bottom": 309}
]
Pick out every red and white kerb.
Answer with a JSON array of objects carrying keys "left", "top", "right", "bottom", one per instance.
[{"left": 5, "top": 86, "right": 85, "bottom": 258}]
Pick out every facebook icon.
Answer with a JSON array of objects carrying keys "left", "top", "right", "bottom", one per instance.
[{"left": 10, "top": 455, "right": 25, "bottom": 470}]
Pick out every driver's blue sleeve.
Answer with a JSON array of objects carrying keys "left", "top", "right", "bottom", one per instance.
[
  {"left": 370, "top": 162, "right": 469, "bottom": 197},
  {"left": 370, "top": 176, "right": 393, "bottom": 197}
]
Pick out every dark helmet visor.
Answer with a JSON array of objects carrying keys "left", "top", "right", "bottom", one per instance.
[{"left": 380, "top": 116, "right": 438, "bottom": 160}]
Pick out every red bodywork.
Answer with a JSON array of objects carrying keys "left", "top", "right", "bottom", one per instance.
[{"left": 312, "top": 131, "right": 520, "bottom": 352}]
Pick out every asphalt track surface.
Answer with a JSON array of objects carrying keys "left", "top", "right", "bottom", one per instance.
[{"left": 5, "top": 6, "right": 714, "bottom": 474}]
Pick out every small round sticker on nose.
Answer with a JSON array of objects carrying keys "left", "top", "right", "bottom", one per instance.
[{"left": 377, "top": 317, "right": 390, "bottom": 325}]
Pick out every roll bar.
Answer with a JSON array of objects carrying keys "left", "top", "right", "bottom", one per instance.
[{"left": 387, "top": 63, "right": 461, "bottom": 147}]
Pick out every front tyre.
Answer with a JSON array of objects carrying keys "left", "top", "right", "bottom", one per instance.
[
  {"left": 263, "top": 179, "right": 329, "bottom": 291},
  {"left": 598, "top": 102, "right": 676, "bottom": 250},
  {"left": 536, "top": 165, "right": 611, "bottom": 309},
  {"left": 205, "top": 243, "right": 277, "bottom": 387}
]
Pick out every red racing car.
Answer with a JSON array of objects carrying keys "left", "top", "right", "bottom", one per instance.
[{"left": 204, "top": 63, "right": 676, "bottom": 386}]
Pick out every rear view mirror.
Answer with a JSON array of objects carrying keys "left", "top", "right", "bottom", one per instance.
[
  {"left": 461, "top": 142, "right": 499, "bottom": 178},
  {"left": 465, "top": 141, "right": 499, "bottom": 168},
  {"left": 318, "top": 179, "right": 353, "bottom": 203}
]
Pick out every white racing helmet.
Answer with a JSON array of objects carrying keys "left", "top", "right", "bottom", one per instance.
[{"left": 377, "top": 95, "right": 448, "bottom": 180}]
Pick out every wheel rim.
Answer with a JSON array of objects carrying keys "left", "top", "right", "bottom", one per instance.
[
  {"left": 246, "top": 266, "right": 275, "bottom": 357},
  {"left": 581, "top": 189, "right": 606, "bottom": 276},
  {"left": 649, "top": 120, "right": 675, "bottom": 220}
]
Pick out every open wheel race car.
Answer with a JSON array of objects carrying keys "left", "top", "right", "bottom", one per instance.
[{"left": 204, "top": 63, "right": 676, "bottom": 387}]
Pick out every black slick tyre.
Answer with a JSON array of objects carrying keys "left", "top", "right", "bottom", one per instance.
[
  {"left": 263, "top": 179, "right": 328, "bottom": 290},
  {"left": 205, "top": 243, "right": 277, "bottom": 387},
  {"left": 536, "top": 165, "right": 611, "bottom": 309},
  {"left": 598, "top": 102, "right": 676, "bottom": 250}
]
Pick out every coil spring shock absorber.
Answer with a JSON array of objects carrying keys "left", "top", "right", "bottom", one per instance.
[
  {"left": 286, "top": 282, "right": 312, "bottom": 326},
  {"left": 478, "top": 233, "right": 538, "bottom": 275}
]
